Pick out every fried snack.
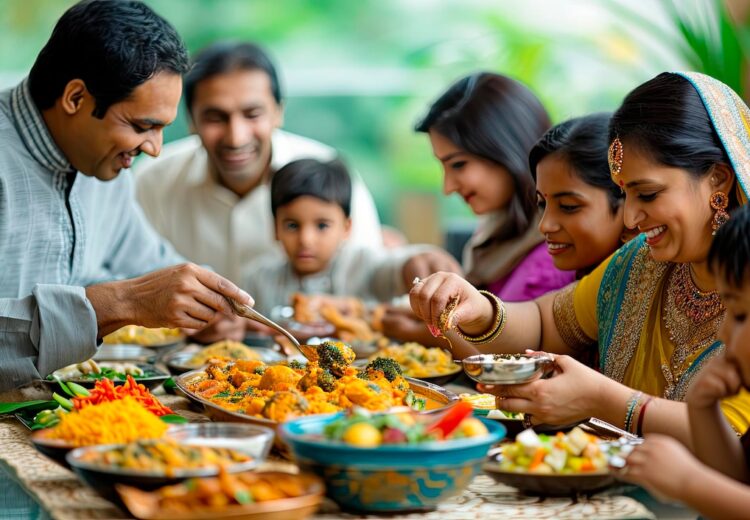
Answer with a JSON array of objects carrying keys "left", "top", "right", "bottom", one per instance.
[{"left": 319, "top": 304, "right": 374, "bottom": 341}]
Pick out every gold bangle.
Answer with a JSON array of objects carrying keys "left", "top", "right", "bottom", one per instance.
[{"left": 455, "top": 290, "right": 506, "bottom": 344}]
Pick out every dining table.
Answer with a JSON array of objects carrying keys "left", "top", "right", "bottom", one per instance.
[{"left": 0, "top": 378, "right": 700, "bottom": 520}]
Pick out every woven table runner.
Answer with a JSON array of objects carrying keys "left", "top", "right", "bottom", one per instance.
[{"left": 0, "top": 394, "right": 655, "bottom": 520}]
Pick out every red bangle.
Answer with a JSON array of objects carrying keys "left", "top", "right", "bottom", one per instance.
[{"left": 636, "top": 397, "right": 654, "bottom": 437}]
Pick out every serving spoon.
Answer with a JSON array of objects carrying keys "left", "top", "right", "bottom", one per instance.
[{"left": 224, "top": 297, "right": 317, "bottom": 361}]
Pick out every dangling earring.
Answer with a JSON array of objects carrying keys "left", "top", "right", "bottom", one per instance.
[{"left": 710, "top": 191, "right": 730, "bottom": 235}]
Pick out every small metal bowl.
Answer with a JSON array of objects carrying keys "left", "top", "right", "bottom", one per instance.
[{"left": 460, "top": 353, "right": 555, "bottom": 385}]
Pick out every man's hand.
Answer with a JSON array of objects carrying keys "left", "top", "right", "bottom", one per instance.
[{"left": 87, "top": 263, "right": 253, "bottom": 337}]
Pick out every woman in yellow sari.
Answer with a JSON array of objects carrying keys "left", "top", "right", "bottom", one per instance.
[{"left": 410, "top": 71, "right": 750, "bottom": 445}]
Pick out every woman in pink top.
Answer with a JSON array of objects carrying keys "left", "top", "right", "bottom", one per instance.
[
  {"left": 416, "top": 72, "right": 573, "bottom": 301},
  {"left": 382, "top": 73, "right": 572, "bottom": 346}
]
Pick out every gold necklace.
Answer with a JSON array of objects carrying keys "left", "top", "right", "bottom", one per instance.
[{"left": 661, "top": 263, "right": 724, "bottom": 399}]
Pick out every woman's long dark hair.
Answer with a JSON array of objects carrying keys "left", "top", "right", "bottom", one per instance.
[
  {"left": 529, "top": 113, "right": 624, "bottom": 214},
  {"left": 416, "top": 72, "right": 551, "bottom": 236},
  {"left": 609, "top": 72, "right": 738, "bottom": 208}
]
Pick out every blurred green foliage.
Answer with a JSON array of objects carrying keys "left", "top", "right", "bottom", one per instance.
[{"left": 3, "top": 0, "right": 738, "bottom": 233}]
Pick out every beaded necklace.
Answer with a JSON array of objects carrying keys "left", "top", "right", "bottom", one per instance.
[{"left": 661, "top": 263, "right": 725, "bottom": 399}]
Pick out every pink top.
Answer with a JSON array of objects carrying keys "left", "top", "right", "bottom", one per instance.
[{"left": 486, "top": 242, "right": 574, "bottom": 302}]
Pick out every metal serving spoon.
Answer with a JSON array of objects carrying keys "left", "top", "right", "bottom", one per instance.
[{"left": 224, "top": 297, "right": 317, "bottom": 360}]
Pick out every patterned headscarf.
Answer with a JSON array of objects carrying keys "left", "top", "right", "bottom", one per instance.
[{"left": 676, "top": 72, "right": 750, "bottom": 204}]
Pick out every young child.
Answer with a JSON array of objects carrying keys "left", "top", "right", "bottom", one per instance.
[
  {"left": 622, "top": 205, "right": 750, "bottom": 517},
  {"left": 244, "top": 158, "right": 450, "bottom": 315}
]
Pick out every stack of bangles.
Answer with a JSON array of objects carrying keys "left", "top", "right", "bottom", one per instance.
[
  {"left": 455, "top": 290, "right": 506, "bottom": 344},
  {"left": 623, "top": 391, "right": 654, "bottom": 437}
]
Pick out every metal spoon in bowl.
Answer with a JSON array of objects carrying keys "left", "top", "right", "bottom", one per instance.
[{"left": 223, "top": 297, "right": 317, "bottom": 361}]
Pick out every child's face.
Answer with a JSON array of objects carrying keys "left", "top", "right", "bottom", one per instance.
[
  {"left": 275, "top": 196, "right": 351, "bottom": 276},
  {"left": 716, "top": 274, "right": 750, "bottom": 389},
  {"left": 536, "top": 154, "right": 626, "bottom": 271}
]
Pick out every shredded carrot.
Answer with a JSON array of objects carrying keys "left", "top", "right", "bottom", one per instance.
[
  {"left": 72, "top": 375, "right": 173, "bottom": 416},
  {"left": 47, "top": 397, "right": 168, "bottom": 446}
]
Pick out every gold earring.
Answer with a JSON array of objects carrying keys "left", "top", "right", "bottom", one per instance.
[
  {"left": 608, "top": 137, "right": 625, "bottom": 190},
  {"left": 710, "top": 191, "right": 730, "bottom": 235}
]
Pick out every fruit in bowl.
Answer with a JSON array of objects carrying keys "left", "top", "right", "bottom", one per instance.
[{"left": 281, "top": 404, "right": 506, "bottom": 513}]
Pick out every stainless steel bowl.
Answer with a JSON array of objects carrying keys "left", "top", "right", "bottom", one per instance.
[{"left": 460, "top": 353, "right": 555, "bottom": 385}]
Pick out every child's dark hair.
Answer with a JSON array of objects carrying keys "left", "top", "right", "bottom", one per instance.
[
  {"left": 271, "top": 158, "right": 352, "bottom": 217},
  {"left": 529, "top": 113, "right": 623, "bottom": 214},
  {"left": 709, "top": 205, "right": 750, "bottom": 288}
]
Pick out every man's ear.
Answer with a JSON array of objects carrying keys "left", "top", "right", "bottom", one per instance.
[
  {"left": 343, "top": 217, "right": 352, "bottom": 239},
  {"left": 274, "top": 102, "right": 285, "bottom": 128},
  {"left": 60, "top": 79, "right": 88, "bottom": 116}
]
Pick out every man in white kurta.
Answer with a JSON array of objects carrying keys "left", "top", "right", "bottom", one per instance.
[{"left": 134, "top": 42, "right": 382, "bottom": 284}]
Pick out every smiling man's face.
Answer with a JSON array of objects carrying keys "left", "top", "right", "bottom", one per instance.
[{"left": 190, "top": 69, "right": 283, "bottom": 196}]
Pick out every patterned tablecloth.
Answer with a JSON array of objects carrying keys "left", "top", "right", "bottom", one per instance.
[{"left": 0, "top": 394, "right": 657, "bottom": 520}]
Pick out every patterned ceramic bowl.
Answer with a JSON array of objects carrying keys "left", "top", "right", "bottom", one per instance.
[{"left": 280, "top": 414, "right": 506, "bottom": 513}]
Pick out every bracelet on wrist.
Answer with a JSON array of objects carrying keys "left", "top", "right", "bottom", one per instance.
[
  {"left": 455, "top": 290, "right": 506, "bottom": 344},
  {"left": 623, "top": 391, "right": 643, "bottom": 434},
  {"left": 635, "top": 396, "right": 654, "bottom": 437}
]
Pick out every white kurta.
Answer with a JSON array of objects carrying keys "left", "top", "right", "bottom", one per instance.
[{"left": 134, "top": 131, "right": 383, "bottom": 282}]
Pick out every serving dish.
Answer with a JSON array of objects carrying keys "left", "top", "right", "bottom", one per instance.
[
  {"left": 93, "top": 344, "right": 156, "bottom": 363},
  {"left": 364, "top": 343, "right": 463, "bottom": 385},
  {"left": 174, "top": 367, "right": 458, "bottom": 449},
  {"left": 66, "top": 438, "right": 261, "bottom": 500},
  {"left": 460, "top": 353, "right": 555, "bottom": 385},
  {"left": 164, "top": 344, "right": 285, "bottom": 375},
  {"left": 117, "top": 471, "right": 324, "bottom": 520},
  {"left": 103, "top": 325, "right": 185, "bottom": 348},
  {"left": 483, "top": 448, "right": 617, "bottom": 496},
  {"left": 481, "top": 427, "right": 634, "bottom": 496},
  {"left": 42, "top": 362, "right": 170, "bottom": 391},
  {"left": 281, "top": 413, "right": 505, "bottom": 512}
]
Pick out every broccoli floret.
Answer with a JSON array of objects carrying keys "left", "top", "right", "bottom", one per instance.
[
  {"left": 317, "top": 369, "right": 336, "bottom": 392},
  {"left": 253, "top": 365, "right": 267, "bottom": 375},
  {"left": 364, "top": 357, "right": 403, "bottom": 382},
  {"left": 317, "top": 341, "right": 354, "bottom": 373},
  {"left": 288, "top": 359, "right": 306, "bottom": 370}
]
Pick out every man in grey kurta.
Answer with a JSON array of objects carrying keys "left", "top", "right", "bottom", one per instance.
[{"left": 0, "top": 1, "right": 253, "bottom": 392}]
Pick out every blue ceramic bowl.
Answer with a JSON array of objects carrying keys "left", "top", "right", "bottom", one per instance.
[{"left": 281, "top": 414, "right": 505, "bottom": 513}]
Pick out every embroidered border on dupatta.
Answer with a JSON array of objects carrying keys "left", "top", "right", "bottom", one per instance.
[
  {"left": 675, "top": 72, "right": 750, "bottom": 203},
  {"left": 596, "top": 234, "right": 668, "bottom": 382}
]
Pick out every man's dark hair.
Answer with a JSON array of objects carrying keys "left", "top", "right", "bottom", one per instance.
[
  {"left": 415, "top": 72, "right": 550, "bottom": 237},
  {"left": 709, "top": 205, "right": 750, "bottom": 288},
  {"left": 184, "top": 42, "right": 281, "bottom": 114},
  {"left": 529, "top": 113, "right": 624, "bottom": 214},
  {"left": 271, "top": 158, "right": 352, "bottom": 218},
  {"left": 28, "top": 0, "right": 189, "bottom": 119}
]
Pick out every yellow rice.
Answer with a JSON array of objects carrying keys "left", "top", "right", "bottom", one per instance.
[{"left": 47, "top": 397, "right": 168, "bottom": 446}]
